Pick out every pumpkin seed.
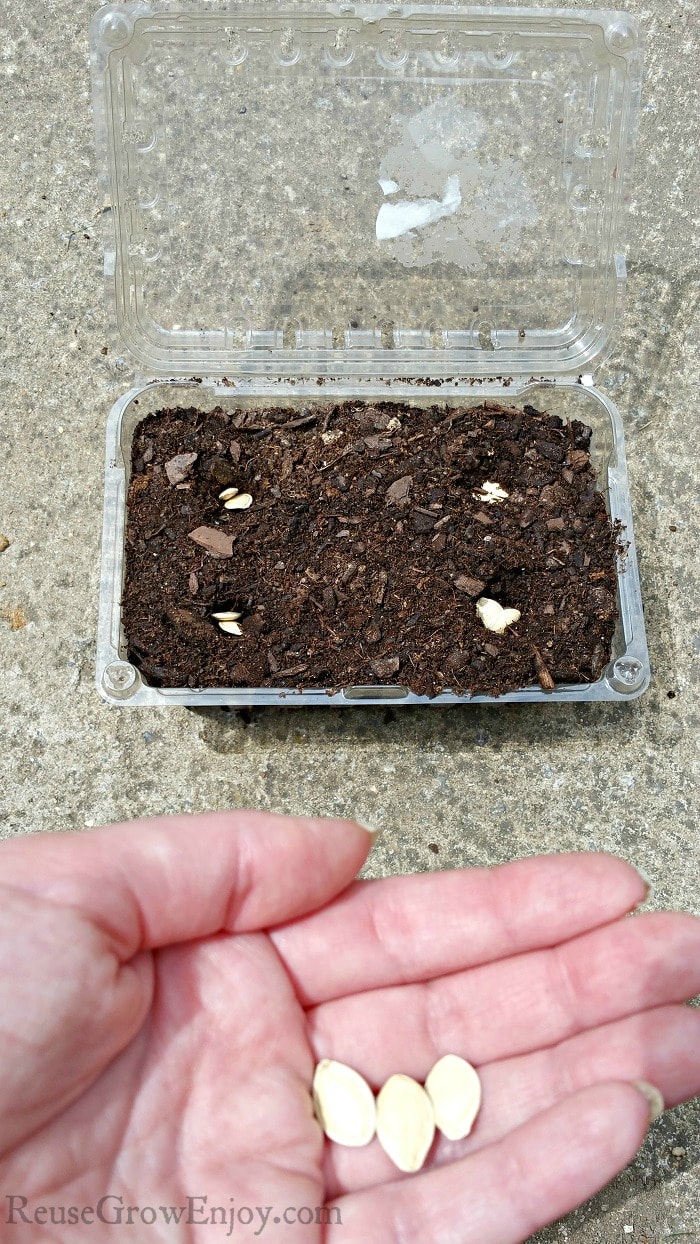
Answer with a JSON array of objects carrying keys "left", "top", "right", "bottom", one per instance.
[
  {"left": 425, "top": 1054, "right": 482, "bottom": 1141},
  {"left": 312, "top": 1059, "right": 376, "bottom": 1148},
  {"left": 376, "top": 1074, "right": 435, "bottom": 1172}
]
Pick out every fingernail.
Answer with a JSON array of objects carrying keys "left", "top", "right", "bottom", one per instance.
[
  {"left": 635, "top": 867, "right": 653, "bottom": 905},
  {"left": 632, "top": 1080, "right": 664, "bottom": 1123},
  {"left": 357, "top": 821, "right": 382, "bottom": 846},
  {"left": 625, "top": 869, "right": 652, "bottom": 913}
]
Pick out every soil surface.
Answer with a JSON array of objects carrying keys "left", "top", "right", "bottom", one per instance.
[{"left": 122, "top": 401, "right": 623, "bottom": 697}]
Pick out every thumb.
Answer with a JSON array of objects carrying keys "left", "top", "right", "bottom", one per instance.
[{"left": 0, "top": 811, "right": 375, "bottom": 960}]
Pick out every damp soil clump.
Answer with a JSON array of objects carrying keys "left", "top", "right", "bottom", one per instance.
[{"left": 122, "top": 400, "right": 623, "bottom": 697}]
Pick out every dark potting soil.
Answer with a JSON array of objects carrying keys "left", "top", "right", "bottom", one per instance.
[{"left": 122, "top": 400, "right": 623, "bottom": 698}]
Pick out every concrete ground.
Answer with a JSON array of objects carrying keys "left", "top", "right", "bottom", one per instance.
[{"left": 0, "top": 1, "right": 698, "bottom": 1240}]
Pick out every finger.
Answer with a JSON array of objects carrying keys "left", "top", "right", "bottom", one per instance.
[
  {"left": 0, "top": 812, "right": 373, "bottom": 959},
  {"left": 310, "top": 911, "right": 700, "bottom": 1073},
  {"left": 471, "top": 1003, "right": 700, "bottom": 1151},
  {"left": 0, "top": 886, "right": 154, "bottom": 1156},
  {"left": 271, "top": 853, "right": 647, "bottom": 1003},
  {"left": 328, "top": 1083, "right": 656, "bottom": 1244},
  {"left": 323, "top": 1005, "right": 700, "bottom": 1197}
]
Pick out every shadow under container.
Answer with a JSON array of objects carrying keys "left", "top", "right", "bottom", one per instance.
[{"left": 90, "top": 4, "right": 649, "bottom": 707}]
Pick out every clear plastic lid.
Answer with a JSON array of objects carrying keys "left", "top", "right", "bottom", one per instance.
[{"left": 90, "top": 4, "right": 642, "bottom": 380}]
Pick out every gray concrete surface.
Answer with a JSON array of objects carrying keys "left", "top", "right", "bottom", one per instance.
[{"left": 0, "top": 1, "right": 698, "bottom": 1240}]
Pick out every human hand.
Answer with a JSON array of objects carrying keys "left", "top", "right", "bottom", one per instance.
[{"left": 0, "top": 813, "right": 698, "bottom": 1243}]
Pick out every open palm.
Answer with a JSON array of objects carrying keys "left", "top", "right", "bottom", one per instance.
[{"left": 0, "top": 812, "right": 698, "bottom": 1244}]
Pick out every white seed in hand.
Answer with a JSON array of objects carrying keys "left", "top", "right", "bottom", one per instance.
[
  {"left": 312, "top": 1059, "right": 376, "bottom": 1147},
  {"left": 376, "top": 1074, "right": 435, "bottom": 1172},
  {"left": 425, "top": 1054, "right": 482, "bottom": 1141},
  {"left": 224, "top": 492, "right": 253, "bottom": 510},
  {"left": 218, "top": 487, "right": 239, "bottom": 501},
  {"left": 476, "top": 597, "right": 521, "bottom": 634},
  {"left": 217, "top": 620, "right": 243, "bottom": 636},
  {"left": 211, "top": 611, "right": 242, "bottom": 622},
  {"left": 472, "top": 480, "right": 509, "bottom": 503}
]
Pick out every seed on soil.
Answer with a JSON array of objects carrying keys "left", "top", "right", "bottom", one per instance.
[
  {"left": 0, "top": 534, "right": 10, "bottom": 553},
  {"left": 211, "top": 611, "right": 242, "bottom": 622},
  {"left": 312, "top": 1059, "right": 376, "bottom": 1148},
  {"left": 476, "top": 597, "right": 521, "bottom": 634},
  {"left": 472, "top": 480, "right": 509, "bottom": 503},
  {"left": 217, "top": 620, "right": 243, "bottom": 636},
  {"left": 376, "top": 1074, "right": 435, "bottom": 1172},
  {"left": 224, "top": 492, "right": 253, "bottom": 510},
  {"left": 218, "top": 486, "right": 239, "bottom": 501},
  {"left": 425, "top": 1054, "right": 482, "bottom": 1142}
]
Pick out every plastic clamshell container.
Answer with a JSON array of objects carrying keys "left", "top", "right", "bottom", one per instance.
[{"left": 90, "top": 3, "right": 649, "bottom": 706}]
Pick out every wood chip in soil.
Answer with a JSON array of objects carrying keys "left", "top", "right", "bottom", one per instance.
[{"left": 121, "top": 401, "right": 624, "bottom": 697}]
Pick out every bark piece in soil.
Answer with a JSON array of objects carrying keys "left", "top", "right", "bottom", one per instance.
[
  {"left": 165, "top": 452, "right": 198, "bottom": 486},
  {"left": 187, "top": 526, "right": 234, "bottom": 559}
]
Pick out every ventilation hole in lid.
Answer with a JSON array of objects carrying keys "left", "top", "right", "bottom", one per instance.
[
  {"left": 281, "top": 320, "right": 299, "bottom": 350},
  {"left": 135, "top": 182, "right": 159, "bottom": 210},
  {"left": 487, "top": 39, "right": 514, "bottom": 68},
  {"left": 125, "top": 123, "right": 157, "bottom": 152},
  {"left": 436, "top": 34, "right": 458, "bottom": 63},
  {"left": 225, "top": 35, "right": 248, "bottom": 65},
  {"left": 426, "top": 322, "right": 446, "bottom": 350},
  {"left": 379, "top": 31, "right": 408, "bottom": 66},
  {"left": 569, "top": 184, "right": 602, "bottom": 210},
  {"left": 276, "top": 27, "right": 301, "bottom": 65},
  {"left": 227, "top": 323, "right": 249, "bottom": 350},
  {"left": 129, "top": 235, "right": 160, "bottom": 262},
  {"left": 476, "top": 322, "right": 496, "bottom": 351},
  {"left": 332, "top": 27, "right": 350, "bottom": 58},
  {"left": 576, "top": 128, "right": 610, "bottom": 156},
  {"left": 379, "top": 319, "right": 396, "bottom": 350}
]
